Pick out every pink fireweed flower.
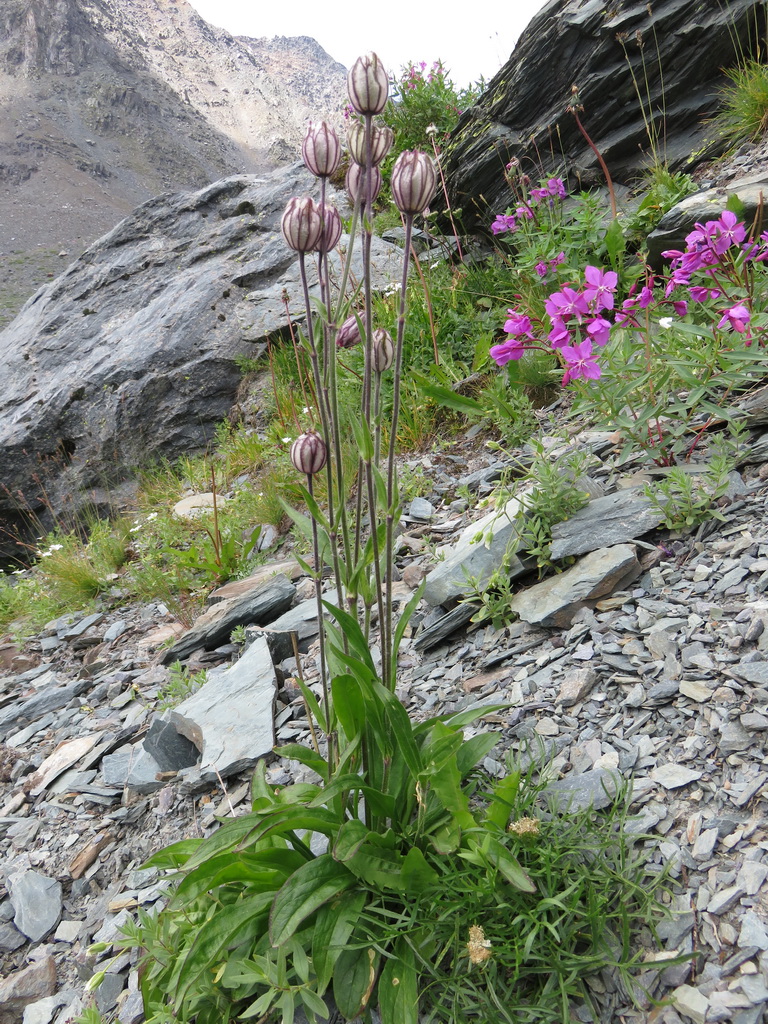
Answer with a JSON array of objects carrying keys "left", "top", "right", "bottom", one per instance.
[
  {"left": 491, "top": 213, "right": 517, "bottom": 235},
  {"left": 535, "top": 261, "right": 548, "bottom": 278},
  {"left": 583, "top": 265, "right": 618, "bottom": 311},
  {"left": 547, "top": 177, "right": 567, "bottom": 198},
  {"left": 550, "top": 251, "right": 566, "bottom": 267},
  {"left": 490, "top": 338, "right": 526, "bottom": 365},
  {"left": 503, "top": 311, "right": 534, "bottom": 338},
  {"left": 708, "top": 210, "right": 746, "bottom": 254},
  {"left": 545, "top": 286, "right": 589, "bottom": 323},
  {"left": 717, "top": 303, "right": 751, "bottom": 333},
  {"left": 561, "top": 339, "right": 601, "bottom": 385},
  {"left": 515, "top": 204, "right": 534, "bottom": 221},
  {"left": 586, "top": 316, "right": 612, "bottom": 346},
  {"left": 672, "top": 300, "right": 688, "bottom": 317},
  {"left": 688, "top": 286, "right": 721, "bottom": 302},
  {"left": 548, "top": 319, "right": 572, "bottom": 348}
]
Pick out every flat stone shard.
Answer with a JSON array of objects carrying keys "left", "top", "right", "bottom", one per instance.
[
  {"left": 508, "top": 545, "right": 641, "bottom": 628},
  {"left": 171, "top": 635, "right": 276, "bottom": 782},
  {"left": 161, "top": 573, "right": 296, "bottom": 663},
  {"left": 549, "top": 488, "right": 662, "bottom": 559},
  {"left": 423, "top": 496, "right": 532, "bottom": 608},
  {"left": 0, "top": 957, "right": 56, "bottom": 1024},
  {"left": 650, "top": 764, "right": 703, "bottom": 790},
  {"left": 542, "top": 768, "right": 623, "bottom": 812},
  {"left": 8, "top": 871, "right": 63, "bottom": 942}
]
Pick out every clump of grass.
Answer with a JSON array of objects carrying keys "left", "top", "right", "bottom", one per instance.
[
  {"left": 709, "top": 58, "right": 768, "bottom": 152},
  {"left": 157, "top": 662, "right": 207, "bottom": 711}
]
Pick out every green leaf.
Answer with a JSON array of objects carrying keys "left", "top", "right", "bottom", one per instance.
[
  {"left": 331, "top": 674, "right": 366, "bottom": 740},
  {"left": 333, "top": 945, "right": 378, "bottom": 1020},
  {"left": 174, "top": 895, "right": 274, "bottom": 1006},
  {"left": 269, "top": 854, "right": 355, "bottom": 946},
  {"left": 400, "top": 846, "right": 439, "bottom": 892},
  {"left": 312, "top": 890, "right": 368, "bottom": 993},
  {"left": 274, "top": 743, "right": 329, "bottom": 779},
  {"left": 300, "top": 986, "right": 330, "bottom": 1020},
  {"left": 172, "top": 850, "right": 303, "bottom": 904},
  {"left": 332, "top": 819, "right": 370, "bottom": 862},
  {"left": 411, "top": 373, "right": 483, "bottom": 415},
  {"left": 345, "top": 843, "right": 410, "bottom": 891},
  {"left": 142, "top": 838, "right": 202, "bottom": 870},
  {"left": 603, "top": 216, "right": 626, "bottom": 267},
  {"left": 484, "top": 771, "right": 521, "bottom": 830},
  {"left": 378, "top": 938, "right": 419, "bottom": 1024}
]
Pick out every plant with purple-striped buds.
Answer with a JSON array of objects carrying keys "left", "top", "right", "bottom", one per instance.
[
  {"left": 316, "top": 203, "right": 342, "bottom": 253},
  {"left": 302, "top": 122, "right": 342, "bottom": 178},
  {"left": 391, "top": 150, "right": 437, "bottom": 214},
  {"left": 290, "top": 431, "right": 327, "bottom": 476},
  {"left": 347, "top": 122, "right": 394, "bottom": 167},
  {"left": 336, "top": 314, "right": 362, "bottom": 349},
  {"left": 347, "top": 52, "right": 388, "bottom": 115},
  {"left": 372, "top": 329, "right": 395, "bottom": 371},
  {"left": 281, "top": 196, "right": 324, "bottom": 252},
  {"left": 346, "top": 164, "right": 382, "bottom": 205}
]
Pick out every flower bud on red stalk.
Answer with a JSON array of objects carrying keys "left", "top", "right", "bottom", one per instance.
[
  {"left": 281, "top": 196, "right": 324, "bottom": 252},
  {"left": 291, "top": 431, "right": 327, "bottom": 476},
  {"left": 336, "top": 313, "right": 362, "bottom": 349},
  {"left": 302, "top": 122, "right": 342, "bottom": 178},
  {"left": 347, "top": 52, "right": 389, "bottom": 115},
  {"left": 372, "top": 329, "right": 394, "bottom": 372},
  {"left": 346, "top": 164, "right": 382, "bottom": 205},
  {"left": 347, "top": 122, "right": 394, "bottom": 167},
  {"left": 391, "top": 150, "right": 437, "bottom": 214},
  {"left": 316, "top": 202, "right": 342, "bottom": 253}
]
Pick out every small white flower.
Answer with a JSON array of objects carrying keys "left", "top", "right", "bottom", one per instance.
[
  {"left": 659, "top": 316, "right": 674, "bottom": 329},
  {"left": 146, "top": 512, "right": 158, "bottom": 522},
  {"left": 282, "top": 436, "right": 292, "bottom": 444},
  {"left": 49, "top": 544, "right": 63, "bottom": 551},
  {"left": 426, "top": 123, "right": 438, "bottom": 135},
  {"left": 40, "top": 551, "right": 52, "bottom": 557}
]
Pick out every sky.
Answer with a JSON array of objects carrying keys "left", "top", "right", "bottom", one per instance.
[{"left": 187, "top": 0, "right": 552, "bottom": 89}]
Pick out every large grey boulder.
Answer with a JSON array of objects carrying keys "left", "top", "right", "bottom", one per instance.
[
  {"left": 440, "top": 0, "right": 761, "bottom": 232},
  {"left": 0, "top": 164, "right": 401, "bottom": 554}
]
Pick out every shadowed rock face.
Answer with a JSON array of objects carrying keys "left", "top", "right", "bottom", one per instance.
[
  {"left": 440, "top": 0, "right": 764, "bottom": 232},
  {"left": 0, "top": 164, "right": 402, "bottom": 559}
]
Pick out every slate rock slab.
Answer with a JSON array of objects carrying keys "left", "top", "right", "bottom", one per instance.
[
  {"left": 8, "top": 871, "right": 63, "bottom": 942},
  {"left": 0, "top": 677, "right": 92, "bottom": 739},
  {"left": 101, "top": 745, "right": 165, "bottom": 795},
  {"left": 550, "top": 488, "right": 662, "bottom": 559},
  {"left": 171, "top": 635, "right": 276, "bottom": 782},
  {"left": 161, "top": 573, "right": 296, "bottom": 663},
  {"left": 423, "top": 496, "right": 533, "bottom": 608},
  {"left": 508, "top": 544, "right": 641, "bottom": 628},
  {"left": 0, "top": 957, "right": 56, "bottom": 1024},
  {"left": 542, "top": 768, "right": 623, "bottom": 812}
]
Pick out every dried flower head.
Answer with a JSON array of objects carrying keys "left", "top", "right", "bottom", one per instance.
[
  {"left": 347, "top": 52, "right": 389, "bottom": 115},
  {"left": 346, "top": 164, "right": 382, "bottom": 206},
  {"left": 281, "top": 196, "right": 324, "bottom": 252},
  {"left": 508, "top": 816, "right": 540, "bottom": 838},
  {"left": 347, "top": 122, "right": 394, "bottom": 166},
  {"left": 302, "top": 122, "right": 342, "bottom": 178},
  {"left": 466, "top": 925, "right": 492, "bottom": 965},
  {"left": 290, "top": 431, "right": 327, "bottom": 476},
  {"left": 372, "top": 328, "right": 394, "bottom": 372},
  {"left": 390, "top": 150, "right": 436, "bottom": 215}
]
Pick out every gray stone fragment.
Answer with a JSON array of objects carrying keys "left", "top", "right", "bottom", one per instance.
[
  {"left": 407, "top": 497, "right": 434, "bottom": 520},
  {"left": 143, "top": 716, "right": 199, "bottom": 772},
  {"left": 101, "top": 745, "right": 164, "bottom": 795},
  {"left": 0, "top": 920, "right": 26, "bottom": 951},
  {"left": 0, "top": 678, "right": 92, "bottom": 739},
  {"left": 60, "top": 612, "right": 103, "bottom": 639},
  {"left": 732, "top": 661, "right": 768, "bottom": 685},
  {"left": 92, "top": 909, "right": 133, "bottom": 947},
  {"left": 94, "top": 972, "right": 126, "bottom": 1015},
  {"left": 671, "top": 984, "right": 708, "bottom": 1024},
  {"left": 707, "top": 884, "right": 745, "bottom": 915},
  {"left": 8, "top": 871, "right": 62, "bottom": 942},
  {"left": 423, "top": 496, "right": 532, "bottom": 607},
  {"left": 691, "top": 828, "right": 718, "bottom": 861},
  {"left": 0, "top": 957, "right": 56, "bottom": 1024},
  {"left": 103, "top": 621, "right": 128, "bottom": 643},
  {"left": 118, "top": 989, "right": 144, "bottom": 1024},
  {"left": 557, "top": 667, "right": 596, "bottom": 707},
  {"left": 737, "top": 859, "right": 768, "bottom": 895},
  {"left": 413, "top": 602, "right": 477, "bottom": 652},
  {"left": 550, "top": 488, "right": 662, "bottom": 559},
  {"left": 650, "top": 764, "right": 703, "bottom": 790},
  {"left": 542, "top": 768, "right": 622, "bottom": 812},
  {"left": 739, "top": 911, "right": 768, "bottom": 950},
  {"left": 718, "top": 721, "right": 754, "bottom": 754},
  {"left": 509, "top": 544, "right": 641, "bottom": 628},
  {"left": 22, "top": 993, "right": 70, "bottom": 1024},
  {"left": 257, "top": 589, "right": 338, "bottom": 661},
  {"left": 739, "top": 974, "right": 768, "bottom": 1002},
  {"left": 171, "top": 635, "right": 276, "bottom": 782},
  {"left": 161, "top": 573, "right": 296, "bottom": 663}
]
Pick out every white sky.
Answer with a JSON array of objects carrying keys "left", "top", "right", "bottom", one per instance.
[{"left": 188, "top": 0, "right": 551, "bottom": 89}]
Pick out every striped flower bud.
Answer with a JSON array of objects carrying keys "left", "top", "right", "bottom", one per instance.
[
  {"left": 347, "top": 122, "right": 394, "bottom": 167},
  {"left": 347, "top": 52, "right": 389, "bottom": 115},
  {"left": 291, "top": 431, "right": 327, "bottom": 476},
  {"left": 346, "top": 163, "right": 382, "bottom": 205},
  {"left": 336, "top": 314, "right": 362, "bottom": 349},
  {"left": 316, "top": 202, "right": 342, "bottom": 253},
  {"left": 372, "top": 329, "right": 394, "bottom": 372},
  {"left": 391, "top": 150, "right": 437, "bottom": 214},
  {"left": 302, "top": 122, "right": 342, "bottom": 178},
  {"left": 281, "top": 196, "right": 324, "bottom": 252}
]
